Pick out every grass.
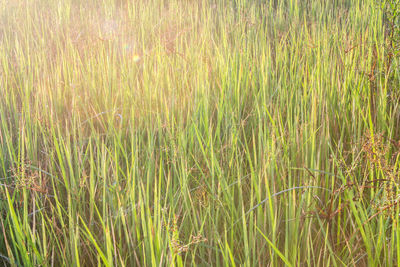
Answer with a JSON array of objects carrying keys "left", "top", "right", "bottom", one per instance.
[{"left": 0, "top": 0, "right": 399, "bottom": 266}]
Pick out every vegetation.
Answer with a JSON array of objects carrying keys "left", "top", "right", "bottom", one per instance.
[{"left": 0, "top": 0, "right": 399, "bottom": 265}]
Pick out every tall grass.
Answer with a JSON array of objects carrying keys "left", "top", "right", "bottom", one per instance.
[{"left": 0, "top": 0, "right": 399, "bottom": 266}]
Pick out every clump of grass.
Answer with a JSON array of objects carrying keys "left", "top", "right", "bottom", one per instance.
[{"left": 0, "top": 0, "right": 400, "bottom": 266}]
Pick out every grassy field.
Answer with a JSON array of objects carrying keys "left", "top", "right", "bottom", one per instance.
[{"left": 0, "top": 0, "right": 399, "bottom": 266}]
